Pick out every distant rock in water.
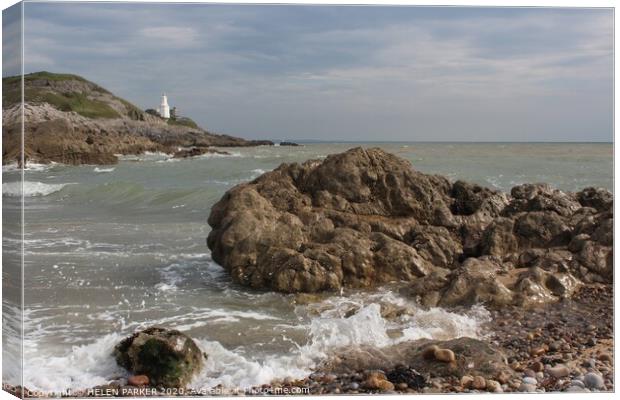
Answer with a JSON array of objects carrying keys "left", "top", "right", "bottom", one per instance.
[
  {"left": 206, "top": 147, "right": 612, "bottom": 306},
  {"left": 2, "top": 71, "right": 273, "bottom": 165},
  {"left": 173, "top": 146, "right": 230, "bottom": 158},
  {"left": 113, "top": 327, "right": 204, "bottom": 388},
  {"left": 279, "top": 141, "right": 300, "bottom": 146}
]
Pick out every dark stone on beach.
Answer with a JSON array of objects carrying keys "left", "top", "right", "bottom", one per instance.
[
  {"left": 113, "top": 327, "right": 204, "bottom": 388},
  {"left": 386, "top": 365, "right": 426, "bottom": 389},
  {"left": 206, "top": 147, "right": 613, "bottom": 306}
]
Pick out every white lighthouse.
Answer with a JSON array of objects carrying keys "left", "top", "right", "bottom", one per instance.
[{"left": 159, "top": 93, "right": 170, "bottom": 119}]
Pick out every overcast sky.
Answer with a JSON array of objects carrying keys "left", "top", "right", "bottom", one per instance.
[{"left": 5, "top": 3, "right": 614, "bottom": 141}]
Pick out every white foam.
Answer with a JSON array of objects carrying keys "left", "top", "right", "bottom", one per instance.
[
  {"left": 398, "top": 304, "right": 489, "bottom": 342},
  {"left": 192, "top": 340, "right": 311, "bottom": 389},
  {"left": 2, "top": 181, "right": 69, "bottom": 197},
  {"left": 154, "top": 282, "right": 177, "bottom": 292},
  {"left": 249, "top": 168, "right": 267, "bottom": 179},
  {"left": 23, "top": 333, "right": 126, "bottom": 393},
  {"left": 2, "top": 162, "right": 55, "bottom": 172},
  {"left": 198, "top": 151, "right": 243, "bottom": 159},
  {"left": 93, "top": 167, "right": 115, "bottom": 173},
  {"left": 306, "top": 304, "right": 392, "bottom": 353}
]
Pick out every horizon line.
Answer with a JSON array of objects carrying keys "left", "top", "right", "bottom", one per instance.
[{"left": 280, "top": 139, "right": 614, "bottom": 144}]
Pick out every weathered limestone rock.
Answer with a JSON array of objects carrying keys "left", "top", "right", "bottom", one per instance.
[
  {"left": 438, "top": 257, "right": 513, "bottom": 306},
  {"left": 207, "top": 147, "right": 613, "bottom": 306}
]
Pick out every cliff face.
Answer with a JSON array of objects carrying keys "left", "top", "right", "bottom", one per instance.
[{"left": 2, "top": 71, "right": 272, "bottom": 165}]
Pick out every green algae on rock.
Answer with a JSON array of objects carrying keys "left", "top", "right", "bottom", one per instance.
[{"left": 113, "top": 327, "right": 204, "bottom": 388}]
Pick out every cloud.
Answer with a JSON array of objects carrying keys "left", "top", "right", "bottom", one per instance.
[
  {"left": 139, "top": 26, "right": 199, "bottom": 48},
  {"left": 16, "top": 4, "right": 613, "bottom": 142},
  {"left": 3, "top": 3, "right": 22, "bottom": 76}
]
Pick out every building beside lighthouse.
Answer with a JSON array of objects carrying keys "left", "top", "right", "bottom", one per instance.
[{"left": 159, "top": 93, "right": 170, "bottom": 119}]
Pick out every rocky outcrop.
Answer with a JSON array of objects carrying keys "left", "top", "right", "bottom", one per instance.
[
  {"left": 113, "top": 327, "right": 205, "bottom": 388},
  {"left": 207, "top": 147, "right": 612, "bottom": 307},
  {"left": 2, "top": 72, "right": 273, "bottom": 165}
]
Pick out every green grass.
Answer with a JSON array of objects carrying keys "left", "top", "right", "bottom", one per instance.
[
  {"left": 3, "top": 71, "right": 110, "bottom": 94},
  {"left": 9, "top": 88, "right": 120, "bottom": 119},
  {"left": 168, "top": 117, "right": 199, "bottom": 129},
  {"left": 40, "top": 91, "right": 120, "bottom": 119},
  {"left": 3, "top": 71, "right": 90, "bottom": 85},
  {"left": 2, "top": 71, "right": 120, "bottom": 118}
]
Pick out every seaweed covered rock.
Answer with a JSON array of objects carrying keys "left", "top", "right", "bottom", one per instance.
[
  {"left": 114, "top": 327, "right": 204, "bottom": 388},
  {"left": 207, "top": 147, "right": 612, "bottom": 306}
]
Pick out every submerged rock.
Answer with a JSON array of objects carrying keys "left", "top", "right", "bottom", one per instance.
[
  {"left": 113, "top": 327, "right": 204, "bottom": 388},
  {"left": 172, "top": 146, "right": 230, "bottom": 158},
  {"left": 207, "top": 147, "right": 612, "bottom": 306}
]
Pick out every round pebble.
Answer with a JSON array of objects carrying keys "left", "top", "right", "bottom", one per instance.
[
  {"left": 548, "top": 364, "right": 570, "bottom": 378},
  {"left": 519, "top": 383, "right": 537, "bottom": 392},
  {"left": 472, "top": 376, "right": 486, "bottom": 390},
  {"left": 570, "top": 380, "right": 585, "bottom": 388},
  {"left": 565, "top": 385, "right": 588, "bottom": 392},
  {"left": 583, "top": 372, "right": 605, "bottom": 390},
  {"left": 531, "top": 362, "right": 544, "bottom": 372},
  {"left": 486, "top": 380, "right": 502, "bottom": 393},
  {"left": 522, "top": 377, "right": 537, "bottom": 385}
]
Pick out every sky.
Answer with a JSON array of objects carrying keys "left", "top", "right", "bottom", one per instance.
[{"left": 4, "top": 3, "right": 614, "bottom": 142}]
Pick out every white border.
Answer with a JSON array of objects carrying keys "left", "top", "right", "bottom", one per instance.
[{"left": 0, "top": 1, "right": 616, "bottom": 400}]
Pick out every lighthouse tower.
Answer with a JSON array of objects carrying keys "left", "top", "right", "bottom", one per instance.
[{"left": 159, "top": 93, "right": 170, "bottom": 119}]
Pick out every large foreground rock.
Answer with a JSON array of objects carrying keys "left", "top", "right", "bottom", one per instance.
[
  {"left": 207, "top": 147, "right": 612, "bottom": 306},
  {"left": 114, "top": 327, "right": 204, "bottom": 388}
]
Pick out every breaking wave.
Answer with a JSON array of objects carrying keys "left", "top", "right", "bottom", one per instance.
[
  {"left": 21, "top": 290, "right": 489, "bottom": 393},
  {"left": 2, "top": 181, "right": 70, "bottom": 197}
]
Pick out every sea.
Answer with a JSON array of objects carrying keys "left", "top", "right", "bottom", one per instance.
[{"left": 1, "top": 142, "right": 613, "bottom": 393}]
